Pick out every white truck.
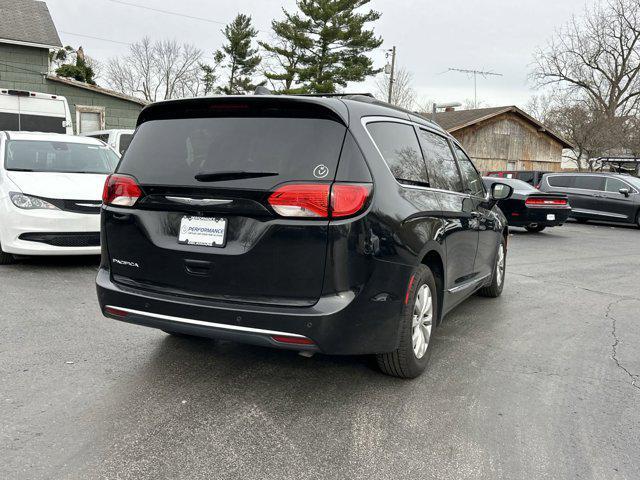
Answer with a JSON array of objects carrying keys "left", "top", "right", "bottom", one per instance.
[{"left": 0, "top": 88, "right": 73, "bottom": 134}]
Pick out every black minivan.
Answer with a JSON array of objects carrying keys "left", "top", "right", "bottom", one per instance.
[
  {"left": 96, "top": 95, "right": 513, "bottom": 378},
  {"left": 540, "top": 172, "right": 640, "bottom": 227}
]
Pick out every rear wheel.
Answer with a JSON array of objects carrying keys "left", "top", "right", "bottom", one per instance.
[
  {"left": 525, "top": 224, "right": 546, "bottom": 233},
  {"left": 479, "top": 238, "right": 506, "bottom": 298},
  {"left": 0, "top": 243, "right": 15, "bottom": 265},
  {"left": 376, "top": 265, "right": 438, "bottom": 379}
]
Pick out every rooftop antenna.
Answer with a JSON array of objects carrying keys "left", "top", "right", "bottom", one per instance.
[{"left": 446, "top": 68, "right": 503, "bottom": 108}]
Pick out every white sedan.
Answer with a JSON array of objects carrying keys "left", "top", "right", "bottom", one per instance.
[{"left": 0, "top": 132, "right": 119, "bottom": 264}]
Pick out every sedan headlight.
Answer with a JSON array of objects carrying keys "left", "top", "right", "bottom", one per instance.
[{"left": 9, "top": 192, "right": 59, "bottom": 210}]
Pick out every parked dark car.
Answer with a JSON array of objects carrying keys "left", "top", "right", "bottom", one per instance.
[
  {"left": 539, "top": 172, "right": 640, "bottom": 227},
  {"left": 486, "top": 170, "right": 551, "bottom": 188},
  {"left": 482, "top": 177, "right": 571, "bottom": 232},
  {"left": 96, "top": 94, "right": 513, "bottom": 378}
]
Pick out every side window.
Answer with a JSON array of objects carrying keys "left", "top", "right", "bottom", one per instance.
[
  {"left": 605, "top": 177, "right": 629, "bottom": 193},
  {"left": 548, "top": 175, "right": 574, "bottom": 188},
  {"left": 453, "top": 144, "right": 485, "bottom": 197},
  {"left": 574, "top": 176, "right": 604, "bottom": 191},
  {"left": 367, "top": 122, "right": 429, "bottom": 185},
  {"left": 418, "top": 129, "right": 463, "bottom": 192}
]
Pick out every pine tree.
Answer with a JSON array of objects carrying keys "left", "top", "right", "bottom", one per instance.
[
  {"left": 263, "top": 0, "right": 383, "bottom": 93},
  {"left": 259, "top": 20, "right": 309, "bottom": 93},
  {"left": 216, "top": 14, "right": 262, "bottom": 95}
]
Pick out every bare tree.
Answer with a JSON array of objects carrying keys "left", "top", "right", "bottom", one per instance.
[
  {"left": 529, "top": 92, "right": 627, "bottom": 171},
  {"left": 532, "top": 0, "right": 640, "bottom": 117},
  {"left": 375, "top": 67, "right": 416, "bottom": 109},
  {"left": 105, "top": 37, "right": 203, "bottom": 101}
]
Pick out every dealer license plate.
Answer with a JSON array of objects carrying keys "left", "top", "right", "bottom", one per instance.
[{"left": 178, "top": 216, "right": 227, "bottom": 247}]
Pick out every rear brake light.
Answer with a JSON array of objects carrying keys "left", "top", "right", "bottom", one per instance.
[
  {"left": 268, "top": 183, "right": 371, "bottom": 218},
  {"left": 102, "top": 174, "right": 142, "bottom": 207},
  {"left": 271, "top": 335, "right": 315, "bottom": 345},
  {"left": 331, "top": 184, "right": 372, "bottom": 218},
  {"left": 525, "top": 197, "right": 567, "bottom": 206},
  {"left": 268, "top": 184, "right": 330, "bottom": 217}
]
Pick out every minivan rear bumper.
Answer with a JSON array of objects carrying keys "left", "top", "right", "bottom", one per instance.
[{"left": 96, "top": 263, "right": 410, "bottom": 355}]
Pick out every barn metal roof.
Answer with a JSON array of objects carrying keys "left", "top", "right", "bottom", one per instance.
[{"left": 0, "top": 0, "right": 62, "bottom": 49}]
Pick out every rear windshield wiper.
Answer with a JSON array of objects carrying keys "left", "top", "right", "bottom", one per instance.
[
  {"left": 195, "top": 171, "right": 279, "bottom": 182},
  {"left": 7, "top": 168, "right": 34, "bottom": 172}
]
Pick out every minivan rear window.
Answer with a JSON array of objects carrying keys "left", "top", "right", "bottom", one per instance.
[{"left": 119, "top": 117, "right": 346, "bottom": 188}]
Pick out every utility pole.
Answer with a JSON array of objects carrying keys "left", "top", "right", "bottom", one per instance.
[
  {"left": 446, "top": 68, "right": 503, "bottom": 108},
  {"left": 387, "top": 46, "right": 396, "bottom": 104}
]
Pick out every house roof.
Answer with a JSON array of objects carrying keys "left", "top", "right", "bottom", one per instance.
[
  {"left": 46, "top": 75, "right": 149, "bottom": 106},
  {"left": 0, "top": 0, "right": 62, "bottom": 49},
  {"left": 432, "top": 105, "right": 574, "bottom": 149}
]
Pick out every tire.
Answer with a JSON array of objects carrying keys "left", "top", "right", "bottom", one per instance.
[
  {"left": 478, "top": 237, "right": 506, "bottom": 298},
  {"left": 376, "top": 264, "right": 438, "bottom": 379},
  {"left": 636, "top": 211, "right": 640, "bottom": 229},
  {"left": 0, "top": 242, "right": 15, "bottom": 265},
  {"left": 525, "top": 224, "right": 546, "bottom": 233}
]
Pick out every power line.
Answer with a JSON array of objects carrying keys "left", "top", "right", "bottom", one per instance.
[
  {"left": 106, "top": 0, "right": 227, "bottom": 25},
  {"left": 61, "top": 31, "right": 133, "bottom": 46}
]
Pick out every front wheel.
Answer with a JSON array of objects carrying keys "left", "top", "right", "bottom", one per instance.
[
  {"left": 636, "top": 211, "right": 640, "bottom": 229},
  {"left": 525, "top": 224, "right": 546, "bottom": 233},
  {"left": 478, "top": 238, "right": 506, "bottom": 298},
  {"left": 376, "top": 264, "right": 438, "bottom": 379}
]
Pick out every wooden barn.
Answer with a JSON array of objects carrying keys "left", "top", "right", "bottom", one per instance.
[{"left": 433, "top": 106, "right": 573, "bottom": 173}]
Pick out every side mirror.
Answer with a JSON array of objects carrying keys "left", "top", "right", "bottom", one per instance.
[
  {"left": 492, "top": 182, "right": 513, "bottom": 201},
  {"left": 619, "top": 188, "right": 630, "bottom": 197},
  {"left": 483, "top": 182, "right": 513, "bottom": 208}
]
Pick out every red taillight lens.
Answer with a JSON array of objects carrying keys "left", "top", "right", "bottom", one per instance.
[
  {"left": 271, "top": 335, "right": 315, "bottom": 345},
  {"left": 331, "top": 183, "right": 372, "bottom": 218},
  {"left": 268, "top": 184, "right": 330, "bottom": 217},
  {"left": 268, "top": 183, "right": 371, "bottom": 219},
  {"left": 105, "top": 306, "right": 128, "bottom": 317},
  {"left": 525, "top": 197, "right": 567, "bottom": 206},
  {"left": 102, "top": 174, "right": 142, "bottom": 207}
]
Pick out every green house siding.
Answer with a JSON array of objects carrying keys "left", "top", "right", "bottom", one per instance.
[{"left": 0, "top": 43, "right": 143, "bottom": 132}]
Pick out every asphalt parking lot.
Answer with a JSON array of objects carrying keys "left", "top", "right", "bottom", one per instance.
[{"left": 1, "top": 221, "right": 639, "bottom": 480}]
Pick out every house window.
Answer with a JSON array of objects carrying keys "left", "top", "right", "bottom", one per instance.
[{"left": 76, "top": 105, "right": 105, "bottom": 133}]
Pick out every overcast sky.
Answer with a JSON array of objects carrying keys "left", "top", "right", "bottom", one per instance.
[{"left": 45, "top": 0, "right": 592, "bottom": 109}]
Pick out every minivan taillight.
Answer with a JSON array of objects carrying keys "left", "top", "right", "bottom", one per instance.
[
  {"left": 102, "top": 174, "right": 142, "bottom": 207},
  {"left": 268, "top": 183, "right": 372, "bottom": 218},
  {"left": 268, "top": 184, "right": 330, "bottom": 217},
  {"left": 331, "top": 183, "right": 372, "bottom": 218}
]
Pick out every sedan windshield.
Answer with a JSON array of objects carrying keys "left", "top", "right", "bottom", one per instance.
[{"left": 4, "top": 140, "right": 119, "bottom": 174}]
